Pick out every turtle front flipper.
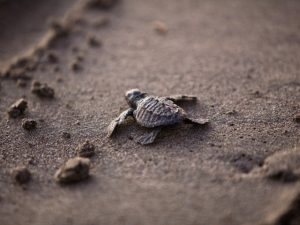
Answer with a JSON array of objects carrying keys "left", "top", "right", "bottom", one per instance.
[
  {"left": 184, "top": 117, "right": 209, "bottom": 125},
  {"left": 107, "top": 108, "right": 134, "bottom": 137},
  {"left": 135, "top": 128, "right": 161, "bottom": 145},
  {"left": 166, "top": 95, "right": 197, "bottom": 103}
]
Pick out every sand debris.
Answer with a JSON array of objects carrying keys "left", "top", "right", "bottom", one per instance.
[
  {"left": 70, "top": 60, "right": 82, "bottom": 71},
  {"left": 1, "top": 57, "right": 36, "bottom": 80},
  {"left": 54, "top": 157, "right": 90, "bottom": 184},
  {"left": 22, "top": 119, "right": 37, "bottom": 131},
  {"left": 87, "top": 35, "right": 102, "bottom": 47},
  {"left": 62, "top": 132, "right": 71, "bottom": 139},
  {"left": 252, "top": 148, "right": 300, "bottom": 183},
  {"left": 31, "top": 81, "right": 55, "bottom": 98},
  {"left": 11, "top": 166, "right": 31, "bottom": 185},
  {"left": 76, "top": 140, "right": 95, "bottom": 158},
  {"left": 7, "top": 98, "right": 28, "bottom": 118}
]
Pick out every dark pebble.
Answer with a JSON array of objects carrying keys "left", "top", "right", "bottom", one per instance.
[
  {"left": 87, "top": 35, "right": 102, "bottom": 47},
  {"left": 293, "top": 114, "right": 300, "bottom": 123},
  {"left": 7, "top": 98, "right": 28, "bottom": 118},
  {"left": 70, "top": 61, "right": 82, "bottom": 71},
  {"left": 22, "top": 119, "right": 37, "bottom": 131},
  {"left": 62, "top": 132, "right": 71, "bottom": 139},
  {"left": 76, "top": 140, "right": 95, "bottom": 157},
  {"left": 11, "top": 166, "right": 31, "bottom": 184},
  {"left": 31, "top": 81, "right": 55, "bottom": 98}
]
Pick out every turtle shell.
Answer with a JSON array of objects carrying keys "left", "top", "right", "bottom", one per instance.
[{"left": 134, "top": 96, "right": 186, "bottom": 128}]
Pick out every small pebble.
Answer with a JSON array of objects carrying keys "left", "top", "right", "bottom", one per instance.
[
  {"left": 11, "top": 166, "right": 31, "bottom": 184},
  {"left": 62, "top": 132, "right": 71, "bottom": 139},
  {"left": 70, "top": 61, "right": 82, "bottom": 71},
  {"left": 54, "top": 157, "right": 90, "bottom": 184},
  {"left": 252, "top": 90, "right": 262, "bottom": 97},
  {"left": 87, "top": 35, "right": 102, "bottom": 47},
  {"left": 7, "top": 98, "right": 28, "bottom": 118},
  {"left": 76, "top": 140, "right": 95, "bottom": 157},
  {"left": 31, "top": 81, "right": 55, "bottom": 98},
  {"left": 22, "top": 119, "right": 37, "bottom": 131}
]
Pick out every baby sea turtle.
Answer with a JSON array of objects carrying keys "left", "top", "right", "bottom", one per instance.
[{"left": 107, "top": 89, "right": 209, "bottom": 145}]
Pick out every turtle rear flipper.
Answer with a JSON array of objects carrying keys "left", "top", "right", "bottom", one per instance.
[
  {"left": 135, "top": 128, "right": 161, "bottom": 145},
  {"left": 184, "top": 117, "right": 209, "bottom": 126}
]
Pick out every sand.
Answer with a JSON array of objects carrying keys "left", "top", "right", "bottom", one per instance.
[{"left": 0, "top": 0, "right": 299, "bottom": 224}]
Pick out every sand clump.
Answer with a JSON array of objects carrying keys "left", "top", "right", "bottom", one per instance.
[
  {"left": 54, "top": 157, "right": 90, "bottom": 184},
  {"left": 31, "top": 81, "right": 55, "bottom": 98},
  {"left": 76, "top": 140, "right": 95, "bottom": 157},
  {"left": 252, "top": 148, "right": 300, "bottom": 183},
  {"left": 62, "top": 132, "right": 71, "bottom": 139},
  {"left": 7, "top": 98, "right": 28, "bottom": 118},
  {"left": 11, "top": 166, "right": 31, "bottom": 185},
  {"left": 1, "top": 56, "right": 36, "bottom": 80},
  {"left": 22, "top": 119, "right": 37, "bottom": 131}
]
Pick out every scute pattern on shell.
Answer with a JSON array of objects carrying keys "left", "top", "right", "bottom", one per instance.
[{"left": 134, "top": 96, "right": 186, "bottom": 127}]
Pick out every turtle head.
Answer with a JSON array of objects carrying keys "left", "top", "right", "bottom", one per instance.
[{"left": 125, "top": 89, "right": 146, "bottom": 108}]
